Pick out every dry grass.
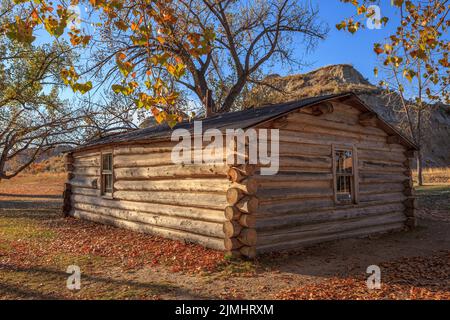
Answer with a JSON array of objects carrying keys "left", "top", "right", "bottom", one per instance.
[
  {"left": 0, "top": 172, "right": 65, "bottom": 201},
  {"left": 0, "top": 173, "right": 449, "bottom": 299},
  {"left": 413, "top": 167, "right": 450, "bottom": 184},
  {"left": 24, "top": 155, "right": 65, "bottom": 174}
]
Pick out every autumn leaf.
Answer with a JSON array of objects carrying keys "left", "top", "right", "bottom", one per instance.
[{"left": 403, "top": 69, "right": 416, "bottom": 82}]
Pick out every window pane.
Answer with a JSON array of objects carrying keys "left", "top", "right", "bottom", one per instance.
[
  {"left": 102, "top": 154, "right": 112, "bottom": 171},
  {"left": 335, "top": 150, "right": 353, "bottom": 174},
  {"left": 336, "top": 175, "right": 352, "bottom": 202},
  {"left": 103, "top": 174, "right": 113, "bottom": 194}
]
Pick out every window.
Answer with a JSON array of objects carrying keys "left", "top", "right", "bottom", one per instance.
[
  {"left": 333, "top": 148, "right": 357, "bottom": 204},
  {"left": 101, "top": 153, "right": 113, "bottom": 196}
]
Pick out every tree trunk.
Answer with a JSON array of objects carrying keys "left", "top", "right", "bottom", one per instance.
[{"left": 417, "top": 149, "right": 423, "bottom": 186}]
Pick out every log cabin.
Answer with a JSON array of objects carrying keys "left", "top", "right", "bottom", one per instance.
[{"left": 62, "top": 92, "right": 417, "bottom": 258}]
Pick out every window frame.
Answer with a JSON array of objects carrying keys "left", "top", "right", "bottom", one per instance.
[
  {"left": 100, "top": 151, "right": 114, "bottom": 198},
  {"left": 332, "top": 145, "right": 359, "bottom": 205}
]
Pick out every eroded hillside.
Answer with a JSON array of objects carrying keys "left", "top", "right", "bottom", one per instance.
[{"left": 246, "top": 64, "right": 450, "bottom": 167}]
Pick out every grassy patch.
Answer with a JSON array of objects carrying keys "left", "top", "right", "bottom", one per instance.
[
  {"left": 415, "top": 184, "right": 450, "bottom": 195},
  {"left": 0, "top": 217, "right": 56, "bottom": 241},
  {"left": 0, "top": 265, "right": 169, "bottom": 299}
]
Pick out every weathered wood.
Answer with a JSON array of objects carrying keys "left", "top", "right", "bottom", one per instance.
[
  {"left": 64, "top": 152, "right": 74, "bottom": 163},
  {"left": 402, "top": 179, "right": 413, "bottom": 189},
  {"left": 71, "top": 209, "right": 225, "bottom": 250},
  {"left": 359, "top": 160, "right": 404, "bottom": 173},
  {"left": 255, "top": 203, "right": 405, "bottom": 231},
  {"left": 72, "top": 186, "right": 99, "bottom": 197},
  {"left": 359, "top": 112, "right": 378, "bottom": 127},
  {"left": 404, "top": 149, "right": 416, "bottom": 158},
  {"left": 234, "top": 164, "right": 257, "bottom": 176},
  {"left": 257, "top": 198, "right": 335, "bottom": 216},
  {"left": 66, "top": 96, "right": 415, "bottom": 255},
  {"left": 405, "top": 217, "right": 417, "bottom": 229},
  {"left": 359, "top": 183, "right": 404, "bottom": 195},
  {"left": 244, "top": 179, "right": 259, "bottom": 195},
  {"left": 226, "top": 188, "right": 246, "bottom": 205},
  {"left": 270, "top": 116, "right": 289, "bottom": 129},
  {"left": 71, "top": 194, "right": 226, "bottom": 223},
  {"left": 224, "top": 206, "right": 242, "bottom": 221},
  {"left": 360, "top": 173, "right": 407, "bottom": 184},
  {"left": 256, "top": 187, "right": 333, "bottom": 201},
  {"left": 403, "top": 187, "right": 414, "bottom": 196},
  {"left": 113, "top": 190, "right": 227, "bottom": 210},
  {"left": 115, "top": 151, "right": 227, "bottom": 168},
  {"left": 276, "top": 142, "right": 331, "bottom": 157},
  {"left": 238, "top": 228, "right": 257, "bottom": 246},
  {"left": 113, "top": 152, "right": 174, "bottom": 168},
  {"left": 252, "top": 172, "right": 333, "bottom": 185},
  {"left": 239, "top": 214, "right": 256, "bottom": 228},
  {"left": 73, "top": 158, "right": 99, "bottom": 167},
  {"left": 387, "top": 135, "right": 403, "bottom": 144},
  {"left": 404, "top": 198, "right": 417, "bottom": 209},
  {"left": 257, "top": 222, "right": 405, "bottom": 253},
  {"left": 284, "top": 116, "right": 387, "bottom": 142},
  {"left": 70, "top": 177, "right": 99, "bottom": 189},
  {"left": 63, "top": 182, "right": 71, "bottom": 192},
  {"left": 113, "top": 143, "right": 177, "bottom": 155},
  {"left": 115, "top": 164, "right": 229, "bottom": 179},
  {"left": 359, "top": 192, "right": 406, "bottom": 203},
  {"left": 278, "top": 155, "right": 331, "bottom": 169},
  {"left": 237, "top": 228, "right": 257, "bottom": 246},
  {"left": 73, "top": 202, "right": 224, "bottom": 237},
  {"left": 257, "top": 212, "right": 406, "bottom": 246},
  {"left": 358, "top": 149, "right": 406, "bottom": 163},
  {"left": 73, "top": 150, "right": 100, "bottom": 160},
  {"left": 235, "top": 197, "right": 259, "bottom": 214},
  {"left": 404, "top": 208, "right": 415, "bottom": 217},
  {"left": 224, "top": 238, "right": 243, "bottom": 250},
  {"left": 227, "top": 167, "right": 246, "bottom": 183},
  {"left": 240, "top": 246, "right": 256, "bottom": 259},
  {"left": 223, "top": 221, "right": 242, "bottom": 237},
  {"left": 73, "top": 167, "right": 100, "bottom": 176},
  {"left": 290, "top": 112, "right": 385, "bottom": 137},
  {"left": 311, "top": 102, "right": 334, "bottom": 116},
  {"left": 277, "top": 130, "right": 399, "bottom": 150},
  {"left": 403, "top": 159, "right": 411, "bottom": 168},
  {"left": 114, "top": 178, "right": 229, "bottom": 193}
]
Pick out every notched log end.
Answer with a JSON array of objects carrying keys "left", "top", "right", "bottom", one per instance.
[
  {"left": 405, "top": 217, "right": 417, "bottom": 229},
  {"left": 311, "top": 102, "right": 334, "bottom": 116},
  {"left": 240, "top": 246, "right": 257, "bottom": 259}
]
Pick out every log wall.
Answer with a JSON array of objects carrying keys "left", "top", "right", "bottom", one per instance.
[
  {"left": 66, "top": 100, "right": 416, "bottom": 257},
  {"left": 68, "top": 142, "right": 232, "bottom": 251},
  {"left": 250, "top": 101, "right": 415, "bottom": 254}
]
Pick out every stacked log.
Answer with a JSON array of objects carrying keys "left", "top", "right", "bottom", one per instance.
[
  {"left": 403, "top": 150, "right": 416, "bottom": 229},
  {"left": 62, "top": 152, "right": 74, "bottom": 216},
  {"left": 224, "top": 165, "right": 258, "bottom": 258},
  {"left": 67, "top": 145, "right": 230, "bottom": 250},
  {"left": 245, "top": 103, "right": 411, "bottom": 253}
]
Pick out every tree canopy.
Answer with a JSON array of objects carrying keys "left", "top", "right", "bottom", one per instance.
[{"left": 0, "top": 0, "right": 327, "bottom": 126}]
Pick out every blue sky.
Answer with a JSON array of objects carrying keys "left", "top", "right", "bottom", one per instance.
[
  {"left": 38, "top": 1, "right": 404, "bottom": 103},
  {"left": 283, "top": 1, "right": 402, "bottom": 84}
]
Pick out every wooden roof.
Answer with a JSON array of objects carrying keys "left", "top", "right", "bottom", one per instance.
[{"left": 73, "top": 92, "right": 417, "bottom": 152}]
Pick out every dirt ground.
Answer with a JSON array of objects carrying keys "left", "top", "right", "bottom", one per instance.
[{"left": 0, "top": 173, "right": 449, "bottom": 300}]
